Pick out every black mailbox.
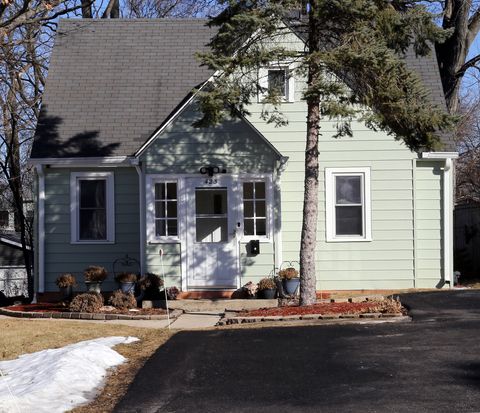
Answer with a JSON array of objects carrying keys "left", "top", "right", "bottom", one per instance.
[{"left": 250, "top": 240, "right": 260, "bottom": 255}]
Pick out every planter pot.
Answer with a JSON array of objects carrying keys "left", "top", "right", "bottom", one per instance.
[
  {"left": 259, "top": 288, "right": 276, "bottom": 299},
  {"left": 120, "top": 282, "right": 135, "bottom": 294},
  {"left": 283, "top": 278, "right": 300, "bottom": 295},
  {"left": 59, "top": 285, "right": 73, "bottom": 301},
  {"left": 85, "top": 281, "right": 102, "bottom": 294}
]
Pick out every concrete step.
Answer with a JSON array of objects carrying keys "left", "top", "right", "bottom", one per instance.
[{"left": 143, "top": 299, "right": 279, "bottom": 312}]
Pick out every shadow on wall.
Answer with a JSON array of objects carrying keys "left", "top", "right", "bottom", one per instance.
[{"left": 31, "top": 106, "right": 120, "bottom": 158}]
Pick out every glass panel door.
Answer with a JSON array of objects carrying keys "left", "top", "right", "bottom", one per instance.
[{"left": 195, "top": 187, "right": 228, "bottom": 243}]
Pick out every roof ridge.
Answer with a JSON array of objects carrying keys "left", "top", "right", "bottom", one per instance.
[{"left": 58, "top": 17, "right": 209, "bottom": 23}]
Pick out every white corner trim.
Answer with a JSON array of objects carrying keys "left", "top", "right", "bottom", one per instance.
[
  {"left": 35, "top": 165, "right": 45, "bottom": 293},
  {"left": 421, "top": 152, "right": 459, "bottom": 159},
  {"left": 325, "top": 167, "right": 372, "bottom": 243},
  {"left": 134, "top": 164, "right": 145, "bottom": 275},
  {"left": 443, "top": 158, "right": 454, "bottom": 287},
  {"left": 70, "top": 171, "right": 115, "bottom": 244}
]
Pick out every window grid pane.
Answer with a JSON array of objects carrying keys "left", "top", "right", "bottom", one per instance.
[
  {"left": 243, "top": 181, "right": 267, "bottom": 237},
  {"left": 154, "top": 182, "right": 178, "bottom": 237},
  {"left": 334, "top": 174, "right": 364, "bottom": 237}
]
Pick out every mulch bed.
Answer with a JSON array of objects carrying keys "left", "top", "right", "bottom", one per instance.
[
  {"left": 5, "top": 303, "right": 168, "bottom": 316},
  {"left": 242, "top": 301, "right": 393, "bottom": 317}
]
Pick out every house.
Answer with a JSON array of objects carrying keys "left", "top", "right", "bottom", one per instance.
[
  {"left": 29, "top": 19, "right": 458, "bottom": 299},
  {"left": 0, "top": 232, "right": 31, "bottom": 298}
]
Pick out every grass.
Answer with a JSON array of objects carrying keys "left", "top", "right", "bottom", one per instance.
[{"left": 0, "top": 319, "right": 172, "bottom": 412}]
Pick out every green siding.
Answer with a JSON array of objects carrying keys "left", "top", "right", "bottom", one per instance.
[
  {"left": 43, "top": 168, "right": 140, "bottom": 292},
  {"left": 414, "top": 160, "right": 444, "bottom": 287}
]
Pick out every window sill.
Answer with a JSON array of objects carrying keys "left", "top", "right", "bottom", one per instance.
[
  {"left": 326, "top": 237, "right": 372, "bottom": 243},
  {"left": 71, "top": 240, "right": 115, "bottom": 245},
  {"left": 240, "top": 237, "right": 272, "bottom": 244},
  {"left": 148, "top": 238, "right": 180, "bottom": 244}
]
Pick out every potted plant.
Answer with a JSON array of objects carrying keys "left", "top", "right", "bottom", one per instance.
[
  {"left": 278, "top": 267, "right": 300, "bottom": 295},
  {"left": 84, "top": 266, "right": 108, "bottom": 294},
  {"left": 55, "top": 273, "right": 76, "bottom": 301},
  {"left": 257, "top": 278, "right": 277, "bottom": 299},
  {"left": 114, "top": 272, "right": 137, "bottom": 294}
]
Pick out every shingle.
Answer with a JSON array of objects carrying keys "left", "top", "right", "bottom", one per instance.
[{"left": 31, "top": 19, "right": 455, "bottom": 158}]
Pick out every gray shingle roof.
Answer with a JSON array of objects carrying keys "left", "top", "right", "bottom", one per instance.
[
  {"left": 31, "top": 19, "right": 214, "bottom": 158},
  {"left": 30, "top": 18, "right": 454, "bottom": 158}
]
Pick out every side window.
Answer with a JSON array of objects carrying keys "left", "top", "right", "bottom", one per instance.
[
  {"left": 154, "top": 182, "right": 178, "bottom": 238},
  {"left": 71, "top": 172, "right": 114, "bottom": 243},
  {"left": 267, "top": 69, "right": 287, "bottom": 98},
  {"left": 0, "top": 211, "right": 9, "bottom": 227},
  {"left": 243, "top": 181, "right": 267, "bottom": 238},
  {"left": 325, "top": 168, "right": 371, "bottom": 242}
]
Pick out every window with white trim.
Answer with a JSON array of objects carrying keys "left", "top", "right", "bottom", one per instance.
[
  {"left": 258, "top": 66, "right": 295, "bottom": 102},
  {"left": 243, "top": 181, "right": 268, "bottom": 238},
  {"left": 325, "top": 168, "right": 371, "bottom": 242},
  {"left": 71, "top": 172, "right": 115, "bottom": 243},
  {"left": 154, "top": 181, "right": 178, "bottom": 237}
]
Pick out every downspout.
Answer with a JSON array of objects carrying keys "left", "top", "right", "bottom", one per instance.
[
  {"left": 273, "top": 156, "right": 289, "bottom": 271},
  {"left": 35, "top": 164, "right": 45, "bottom": 294},
  {"left": 132, "top": 160, "right": 145, "bottom": 274},
  {"left": 443, "top": 158, "right": 453, "bottom": 288}
]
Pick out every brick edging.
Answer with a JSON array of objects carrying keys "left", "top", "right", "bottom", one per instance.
[
  {"left": 217, "top": 312, "right": 407, "bottom": 326},
  {"left": 0, "top": 307, "right": 182, "bottom": 321}
]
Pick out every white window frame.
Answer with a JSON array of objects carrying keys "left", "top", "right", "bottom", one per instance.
[
  {"left": 258, "top": 65, "right": 295, "bottom": 103},
  {"left": 325, "top": 167, "right": 372, "bottom": 242},
  {"left": 239, "top": 175, "right": 274, "bottom": 243},
  {"left": 70, "top": 172, "right": 115, "bottom": 244},
  {"left": 146, "top": 176, "right": 181, "bottom": 243}
]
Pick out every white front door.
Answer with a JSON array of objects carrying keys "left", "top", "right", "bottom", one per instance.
[{"left": 185, "top": 176, "right": 239, "bottom": 288}]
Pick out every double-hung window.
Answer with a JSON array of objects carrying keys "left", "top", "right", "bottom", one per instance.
[
  {"left": 325, "top": 168, "right": 371, "bottom": 242},
  {"left": 147, "top": 178, "right": 179, "bottom": 242},
  {"left": 71, "top": 172, "right": 115, "bottom": 243}
]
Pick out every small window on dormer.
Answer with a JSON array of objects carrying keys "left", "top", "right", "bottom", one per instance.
[{"left": 268, "top": 69, "right": 287, "bottom": 98}]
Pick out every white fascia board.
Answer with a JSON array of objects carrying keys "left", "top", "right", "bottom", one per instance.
[
  {"left": 421, "top": 152, "right": 459, "bottom": 159},
  {"left": 28, "top": 156, "right": 133, "bottom": 167},
  {"left": 0, "top": 237, "right": 32, "bottom": 250}
]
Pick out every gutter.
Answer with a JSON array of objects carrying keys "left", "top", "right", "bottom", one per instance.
[
  {"left": 35, "top": 164, "right": 45, "bottom": 293},
  {"left": 421, "top": 152, "right": 458, "bottom": 288}
]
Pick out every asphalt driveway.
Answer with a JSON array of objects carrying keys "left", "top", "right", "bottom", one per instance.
[{"left": 115, "top": 290, "right": 480, "bottom": 413}]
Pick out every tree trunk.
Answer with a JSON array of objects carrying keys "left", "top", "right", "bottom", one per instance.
[
  {"left": 81, "top": 0, "right": 92, "bottom": 18},
  {"left": 299, "top": 0, "right": 321, "bottom": 306},
  {"left": 436, "top": 0, "right": 472, "bottom": 113}
]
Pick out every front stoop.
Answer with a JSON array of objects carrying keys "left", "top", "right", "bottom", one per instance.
[
  {"left": 218, "top": 312, "right": 407, "bottom": 326},
  {"left": 142, "top": 299, "right": 279, "bottom": 312}
]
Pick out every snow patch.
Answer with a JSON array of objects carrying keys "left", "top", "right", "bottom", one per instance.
[{"left": 0, "top": 336, "right": 139, "bottom": 413}]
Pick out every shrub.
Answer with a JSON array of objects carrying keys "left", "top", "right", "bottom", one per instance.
[
  {"left": 278, "top": 267, "right": 299, "bottom": 280},
  {"left": 114, "top": 272, "right": 137, "bottom": 283},
  {"left": 84, "top": 266, "right": 108, "bottom": 282},
  {"left": 69, "top": 293, "right": 104, "bottom": 313},
  {"left": 138, "top": 273, "right": 163, "bottom": 290},
  {"left": 258, "top": 278, "right": 276, "bottom": 291},
  {"left": 55, "top": 273, "right": 77, "bottom": 288},
  {"left": 367, "top": 297, "right": 405, "bottom": 315},
  {"left": 109, "top": 290, "right": 137, "bottom": 310}
]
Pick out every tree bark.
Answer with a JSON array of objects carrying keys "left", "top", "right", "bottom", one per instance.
[
  {"left": 81, "top": 0, "right": 93, "bottom": 18},
  {"left": 299, "top": 0, "right": 321, "bottom": 306},
  {"left": 436, "top": 0, "right": 477, "bottom": 113}
]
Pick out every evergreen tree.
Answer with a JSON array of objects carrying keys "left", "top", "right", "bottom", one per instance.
[{"left": 197, "top": 0, "right": 455, "bottom": 305}]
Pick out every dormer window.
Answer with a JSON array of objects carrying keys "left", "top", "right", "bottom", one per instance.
[
  {"left": 268, "top": 69, "right": 287, "bottom": 98},
  {"left": 258, "top": 65, "right": 295, "bottom": 102}
]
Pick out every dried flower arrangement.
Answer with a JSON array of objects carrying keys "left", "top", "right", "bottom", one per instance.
[
  {"left": 84, "top": 266, "right": 108, "bottom": 282},
  {"left": 55, "top": 273, "right": 77, "bottom": 288},
  {"left": 165, "top": 286, "right": 180, "bottom": 300},
  {"left": 278, "top": 267, "right": 299, "bottom": 280},
  {"left": 114, "top": 272, "right": 138, "bottom": 283},
  {"left": 258, "top": 278, "right": 276, "bottom": 291},
  {"left": 138, "top": 273, "right": 164, "bottom": 290},
  {"left": 243, "top": 281, "right": 258, "bottom": 297}
]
